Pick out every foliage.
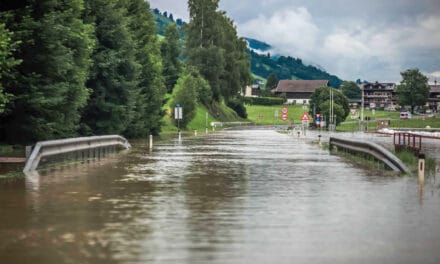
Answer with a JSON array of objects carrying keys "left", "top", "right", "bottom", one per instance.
[
  {"left": 249, "top": 50, "right": 343, "bottom": 87},
  {"left": 0, "top": 0, "right": 94, "bottom": 143},
  {"left": 309, "top": 87, "right": 350, "bottom": 125},
  {"left": 341, "top": 81, "right": 361, "bottom": 99},
  {"left": 161, "top": 23, "right": 181, "bottom": 92},
  {"left": 265, "top": 72, "right": 278, "bottom": 90},
  {"left": 81, "top": 0, "right": 139, "bottom": 136},
  {"left": 123, "top": 0, "right": 165, "bottom": 138},
  {"left": 397, "top": 69, "right": 430, "bottom": 114},
  {"left": 226, "top": 98, "right": 247, "bottom": 118},
  {"left": 170, "top": 69, "right": 206, "bottom": 128},
  {"left": 244, "top": 96, "right": 284, "bottom": 106},
  {"left": 185, "top": 0, "right": 251, "bottom": 102},
  {"left": 0, "top": 23, "right": 21, "bottom": 113}
]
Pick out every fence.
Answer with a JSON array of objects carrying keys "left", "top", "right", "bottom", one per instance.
[
  {"left": 329, "top": 137, "right": 410, "bottom": 174},
  {"left": 23, "top": 135, "right": 131, "bottom": 172}
]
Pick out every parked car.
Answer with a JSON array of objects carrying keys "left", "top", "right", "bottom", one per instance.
[{"left": 400, "top": 111, "right": 411, "bottom": 119}]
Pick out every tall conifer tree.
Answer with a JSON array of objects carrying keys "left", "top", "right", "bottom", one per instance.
[
  {"left": 81, "top": 0, "right": 138, "bottom": 135},
  {"left": 0, "top": 0, "right": 94, "bottom": 143},
  {"left": 123, "top": 0, "right": 165, "bottom": 137}
]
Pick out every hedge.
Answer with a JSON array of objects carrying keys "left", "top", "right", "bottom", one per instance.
[{"left": 243, "top": 97, "right": 285, "bottom": 106}]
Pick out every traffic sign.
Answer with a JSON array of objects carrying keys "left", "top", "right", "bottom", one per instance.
[
  {"left": 301, "top": 112, "right": 310, "bottom": 121},
  {"left": 282, "top": 113, "right": 288, "bottom": 121},
  {"left": 282, "top": 107, "right": 288, "bottom": 114}
]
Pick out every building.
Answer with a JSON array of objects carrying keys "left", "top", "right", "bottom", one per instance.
[
  {"left": 242, "top": 84, "right": 261, "bottom": 97},
  {"left": 428, "top": 82, "right": 440, "bottom": 112},
  {"left": 359, "top": 82, "right": 397, "bottom": 109},
  {"left": 274, "top": 80, "right": 328, "bottom": 105}
]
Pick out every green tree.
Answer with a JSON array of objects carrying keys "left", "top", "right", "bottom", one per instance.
[
  {"left": 0, "top": 0, "right": 94, "bottom": 143},
  {"left": 217, "top": 14, "right": 251, "bottom": 102},
  {"left": 341, "top": 81, "right": 361, "bottom": 99},
  {"left": 0, "top": 23, "right": 21, "bottom": 113},
  {"left": 396, "top": 68, "right": 430, "bottom": 114},
  {"left": 265, "top": 72, "right": 278, "bottom": 90},
  {"left": 309, "top": 87, "right": 350, "bottom": 124},
  {"left": 171, "top": 69, "right": 201, "bottom": 129},
  {"left": 186, "top": 0, "right": 223, "bottom": 101},
  {"left": 123, "top": 0, "right": 165, "bottom": 137},
  {"left": 81, "top": 0, "right": 138, "bottom": 136},
  {"left": 161, "top": 23, "right": 181, "bottom": 93}
]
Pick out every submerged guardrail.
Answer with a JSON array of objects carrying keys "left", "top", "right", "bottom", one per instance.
[
  {"left": 329, "top": 137, "right": 410, "bottom": 174},
  {"left": 23, "top": 135, "right": 131, "bottom": 172}
]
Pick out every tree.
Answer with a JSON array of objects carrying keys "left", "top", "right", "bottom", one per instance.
[
  {"left": 265, "top": 72, "right": 278, "bottom": 90},
  {"left": 309, "top": 86, "right": 350, "bottom": 125},
  {"left": 0, "top": 0, "right": 94, "bottom": 143},
  {"left": 0, "top": 23, "right": 21, "bottom": 114},
  {"left": 396, "top": 68, "right": 430, "bottom": 114},
  {"left": 186, "top": 0, "right": 223, "bottom": 101},
  {"left": 171, "top": 68, "right": 204, "bottom": 129},
  {"left": 341, "top": 81, "right": 361, "bottom": 99},
  {"left": 123, "top": 0, "right": 165, "bottom": 137},
  {"left": 161, "top": 23, "right": 181, "bottom": 93},
  {"left": 81, "top": 0, "right": 138, "bottom": 136}
]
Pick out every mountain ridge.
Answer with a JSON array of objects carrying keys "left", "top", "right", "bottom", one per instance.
[{"left": 153, "top": 9, "right": 343, "bottom": 88}]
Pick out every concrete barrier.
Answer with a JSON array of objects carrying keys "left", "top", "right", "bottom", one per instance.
[
  {"left": 329, "top": 137, "right": 410, "bottom": 174},
  {"left": 23, "top": 135, "right": 131, "bottom": 172}
]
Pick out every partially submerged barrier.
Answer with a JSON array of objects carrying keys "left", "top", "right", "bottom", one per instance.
[
  {"left": 23, "top": 135, "right": 131, "bottom": 172},
  {"left": 329, "top": 137, "right": 410, "bottom": 174}
]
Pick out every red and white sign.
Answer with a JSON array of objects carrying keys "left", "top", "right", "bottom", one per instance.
[
  {"left": 301, "top": 112, "right": 310, "bottom": 121},
  {"left": 281, "top": 107, "right": 288, "bottom": 121}
]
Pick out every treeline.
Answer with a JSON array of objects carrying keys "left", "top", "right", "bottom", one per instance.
[
  {"left": 0, "top": 0, "right": 252, "bottom": 144},
  {"left": 0, "top": 0, "right": 164, "bottom": 144},
  {"left": 249, "top": 50, "right": 343, "bottom": 87}
]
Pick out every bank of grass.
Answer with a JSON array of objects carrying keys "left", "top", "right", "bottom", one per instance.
[
  {"left": 161, "top": 94, "right": 241, "bottom": 132},
  {"left": 246, "top": 104, "right": 309, "bottom": 125},
  {"left": 394, "top": 150, "right": 436, "bottom": 175}
]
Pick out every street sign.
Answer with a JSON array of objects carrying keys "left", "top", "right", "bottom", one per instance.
[
  {"left": 174, "top": 104, "right": 183, "bottom": 120},
  {"left": 301, "top": 112, "right": 310, "bottom": 121},
  {"left": 315, "top": 114, "right": 321, "bottom": 125},
  {"left": 281, "top": 107, "right": 288, "bottom": 121}
]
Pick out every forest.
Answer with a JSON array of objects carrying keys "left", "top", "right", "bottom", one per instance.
[{"left": 0, "top": 0, "right": 250, "bottom": 144}]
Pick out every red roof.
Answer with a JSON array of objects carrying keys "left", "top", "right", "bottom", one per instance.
[{"left": 275, "top": 80, "right": 329, "bottom": 93}]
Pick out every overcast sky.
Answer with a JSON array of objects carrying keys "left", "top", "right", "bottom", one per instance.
[{"left": 150, "top": 0, "right": 440, "bottom": 83}]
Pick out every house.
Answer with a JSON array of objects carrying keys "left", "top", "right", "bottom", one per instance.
[
  {"left": 359, "top": 82, "right": 397, "bottom": 109},
  {"left": 428, "top": 82, "right": 440, "bottom": 112},
  {"left": 242, "top": 84, "right": 261, "bottom": 97},
  {"left": 274, "top": 80, "right": 328, "bottom": 105}
]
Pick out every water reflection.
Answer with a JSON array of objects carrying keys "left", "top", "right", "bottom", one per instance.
[{"left": 0, "top": 130, "right": 439, "bottom": 263}]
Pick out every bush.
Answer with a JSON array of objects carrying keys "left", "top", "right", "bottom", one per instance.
[
  {"left": 244, "top": 96, "right": 284, "bottom": 106},
  {"left": 227, "top": 98, "right": 247, "bottom": 118}
]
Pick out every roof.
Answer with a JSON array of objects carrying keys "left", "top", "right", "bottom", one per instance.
[
  {"left": 275, "top": 80, "right": 328, "bottom": 93},
  {"left": 430, "top": 85, "right": 440, "bottom": 93}
]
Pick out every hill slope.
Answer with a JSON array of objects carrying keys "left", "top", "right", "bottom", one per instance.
[{"left": 153, "top": 9, "right": 343, "bottom": 88}]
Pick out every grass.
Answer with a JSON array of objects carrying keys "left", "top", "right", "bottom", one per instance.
[
  {"left": 338, "top": 109, "right": 440, "bottom": 132},
  {"left": 394, "top": 150, "right": 436, "bottom": 175},
  {"left": 246, "top": 104, "right": 310, "bottom": 125}
]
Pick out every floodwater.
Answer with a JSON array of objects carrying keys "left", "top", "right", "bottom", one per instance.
[{"left": 1, "top": 130, "right": 439, "bottom": 263}]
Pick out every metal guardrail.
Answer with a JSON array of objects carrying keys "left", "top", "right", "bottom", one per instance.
[
  {"left": 329, "top": 137, "right": 410, "bottom": 174},
  {"left": 23, "top": 135, "right": 131, "bottom": 172}
]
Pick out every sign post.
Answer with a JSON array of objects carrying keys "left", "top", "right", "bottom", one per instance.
[
  {"left": 301, "top": 112, "right": 310, "bottom": 136},
  {"left": 281, "top": 107, "right": 288, "bottom": 121},
  {"left": 175, "top": 104, "right": 183, "bottom": 140}
]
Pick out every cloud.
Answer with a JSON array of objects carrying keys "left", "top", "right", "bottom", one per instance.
[
  {"left": 150, "top": 0, "right": 440, "bottom": 83},
  {"left": 239, "top": 7, "right": 319, "bottom": 58}
]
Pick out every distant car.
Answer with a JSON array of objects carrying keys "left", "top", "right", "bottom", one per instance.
[{"left": 400, "top": 111, "right": 411, "bottom": 119}]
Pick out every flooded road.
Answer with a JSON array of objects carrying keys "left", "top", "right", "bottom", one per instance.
[{"left": 1, "top": 130, "right": 440, "bottom": 263}]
